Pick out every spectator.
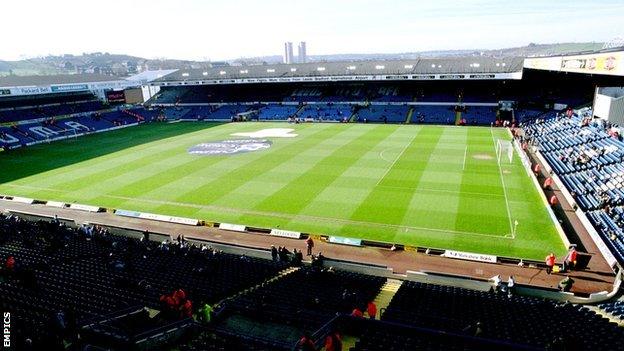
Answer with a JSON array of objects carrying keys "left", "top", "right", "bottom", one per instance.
[
  {"left": 305, "top": 236, "right": 314, "bottom": 256},
  {"left": 198, "top": 303, "right": 213, "bottom": 324},
  {"left": 549, "top": 195, "right": 559, "bottom": 207},
  {"left": 490, "top": 274, "right": 502, "bottom": 293},
  {"left": 545, "top": 253, "right": 556, "bottom": 274},
  {"left": 5, "top": 256, "right": 15, "bottom": 271},
  {"left": 271, "top": 245, "right": 278, "bottom": 261},
  {"left": 543, "top": 177, "right": 553, "bottom": 190},
  {"left": 296, "top": 332, "right": 317, "bottom": 351},
  {"left": 292, "top": 249, "right": 303, "bottom": 266},
  {"left": 558, "top": 276, "right": 574, "bottom": 292},
  {"left": 563, "top": 247, "right": 578, "bottom": 272},
  {"left": 367, "top": 301, "right": 377, "bottom": 319},
  {"left": 180, "top": 298, "right": 193, "bottom": 318},
  {"left": 142, "top": 229, "right": 150, "bottom": 243},
  {"left": 507, "top": 276, "right": 515, "bottom": 297},
  {"left": 324, "top": 330, "right": 343, "bottom": 351},
  {"left": 351, "top": 307, "right": 364, "bottom": 318},
  {"left": 279, "top": 246, "right": 290, "bottom": 262}
]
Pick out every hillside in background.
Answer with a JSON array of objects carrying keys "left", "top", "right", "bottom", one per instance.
[
  {"left": 235, "top": 42, "right": 607, "bottom": 64},
  {"left": 0, "top": 53, "right": 213, "bottom": 78},
  {"left": 0, "top": 42, "right": 607, "bottom": 78}
]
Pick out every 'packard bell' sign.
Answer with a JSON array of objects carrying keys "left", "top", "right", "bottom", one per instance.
[{"left": 443, "top": 250, "right": 497, "bottom": 263}]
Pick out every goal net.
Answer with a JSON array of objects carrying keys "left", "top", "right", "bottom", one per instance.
[{"left": 495, "top": 139, "right": 513, "bottom": 164}]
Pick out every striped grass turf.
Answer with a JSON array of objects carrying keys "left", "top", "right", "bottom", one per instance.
[{"left": 0, "top": 122, "right": 567, "bottom": 260}]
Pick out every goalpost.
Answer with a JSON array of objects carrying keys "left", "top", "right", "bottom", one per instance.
[{"left": 495, "top": 139, "right": 513, "bottom": 164}]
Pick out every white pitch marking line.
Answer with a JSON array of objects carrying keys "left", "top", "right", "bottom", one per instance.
[
  {"left": 462, "top": 145, "right": 468, "bottom": 171},
  {"left": 376, "top": 133, "right": 419, "bottom": 186},
  {"left": 0, "top": 186, "right": 513, "bottom": 240},
  {"left": 490, "top": 128, "right": 514, "bottom": 237}
]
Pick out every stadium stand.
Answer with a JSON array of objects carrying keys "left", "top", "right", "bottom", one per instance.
[
  {"left": 461, "top": 105, "right": 498, "bottom": 125},
  {"left": 2, "top": 213, "right": 623, "bottom": 350},
  {"left": 598, "top": 300, "right": 624, "bottom": 321},
  {"left": 0, "top": 213, "right": 288, "bottom": 350},
  {"left": 356, "top": 104, "right": 410, "bottom": 123},
  {"left": 411, "top": 105, "right": 457, "bottom": 124},
  {"left": 257, "top": 104, "right": 299, "bottom": 120},
  {"left": 0, "top": 99, "right": 106, "bottom": 124},
  {"left": 298, "top": 103, "right": 353, "bottom": 121},
  {"left": 224, "top": 267, "right": 386, "bottom": 331},
  {"left": 522, "top": 109, "right": 624, "bottom": 264},
  {"left": 381, "top": 281, "right": 624, "bottom": 349}
]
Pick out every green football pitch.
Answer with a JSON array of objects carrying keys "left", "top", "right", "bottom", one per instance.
[{"left": 0, "top": 122, "right": 567, "bottom": 260}]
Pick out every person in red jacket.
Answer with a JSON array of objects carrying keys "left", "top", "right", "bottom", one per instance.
[
  {"left": 367, "top": 301, "right": 377, "bottom": 320},
  {"left": 545, "top": 253, "right": 556, "bottom": 274},
  {"left": 324, "top": 330, "right": 342, "bottom": 351},
  {"left": 5, "top": 256, "right": 15, "bottom": 271},
  {"left": 159, "top": 293, "right": 177, "bottom": 319},
  {"left": 305, "top": 237, "right": 314, "bottom": 256},
  {"left": 533, "top": 163, "right": 541, "bottom": 175},
  {"left": 173, "top": 289, "right": 186, "bottom": 305},
  {"left": 549, "top": 195, "right": 558, "bottom": 207},
  {"left": 180, "top": 299, "right": 193, "bottom": 318},
  {"left": 564, "top": 247, "right": 578, "bottom": 272},
  {"left": 350, "top": 308, "right": 364, "bottom": 318},
  {"left": 543, "top": 177, "right": 553, "bottom": 190}
]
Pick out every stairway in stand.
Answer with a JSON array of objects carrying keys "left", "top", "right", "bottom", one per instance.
[{"left": 374, "top": 278, "right": 403, "bottom": 318}]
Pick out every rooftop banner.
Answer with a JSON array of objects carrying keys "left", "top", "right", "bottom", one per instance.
[
  {"left": 51, "top": 84, "right": 89, "bottom": 92},
  {"left": 524, "top": 51, "right": 623, "bottom": 76}
]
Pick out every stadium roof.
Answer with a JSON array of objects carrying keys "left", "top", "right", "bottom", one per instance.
[
  {"left": 126, "top": 70, "right": 178, "bottom": 83},
  {"left": 0, "top": 73, "right": 121, "bottom": 87},
  {"left": 154, "top": 57, "right": 524, "bottom": 83}
]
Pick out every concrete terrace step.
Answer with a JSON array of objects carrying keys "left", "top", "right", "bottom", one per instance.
[
  {"left": 373, "top": 278, "right": 403, "bottom": 318},
  {"left": 217, "top": 266, "right": 300, "bottom": 305},
  {"left": 585, "top": 305, "right": 624, "bottom": 327}
]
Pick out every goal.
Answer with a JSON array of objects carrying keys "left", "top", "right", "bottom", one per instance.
[{"left": 495, "top": 139, "right": 513, "bottom": 164}]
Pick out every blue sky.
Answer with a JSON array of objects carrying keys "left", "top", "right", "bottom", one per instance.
[{"left": 2, "top": 0, "right": 623, "bottom": 61}]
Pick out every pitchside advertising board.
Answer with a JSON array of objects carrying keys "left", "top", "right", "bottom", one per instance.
[{"left": 443, "top": 250, "right": 497, "bottom": 263}]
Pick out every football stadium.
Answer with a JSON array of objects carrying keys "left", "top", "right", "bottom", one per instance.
[{"left": 2, "top": 2, "right": 624, "bottom": 351}]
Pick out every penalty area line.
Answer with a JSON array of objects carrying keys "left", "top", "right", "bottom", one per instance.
[{"left": 376, "top": 132, "right": 419, "bottom": 186}]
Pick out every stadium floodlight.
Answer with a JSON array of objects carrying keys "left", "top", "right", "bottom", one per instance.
[
  {"left": 431, "top": 64, "right": 436, "bottom": 68},
  {"left": 317, "top": 67, "right": 326, "bottom": 71},
  {"left": 501, "top": 63, "right": 506, "bottom": 67},
  {"left": 219, "top": 71, "right": 226, "bottom": 75},
  {"left": 472, "top": 63, "right": 480, "bottom": 68},
  {"left": 290, "top": 68, "right": 297, "bottom": 72},
  {"left": 375, "top": 65, "right": 385, "bottom": 70},
  {"left": 496, "top": 63, "right": 500, "bottom": 67},
  {"left": 347, "top": 65, "right": 356, "bottom": 70},
  {"left": 202, "top": 72, "right": 208, "bottom": 76},
  {"left": 404, "top": 64, "right": 413, "bottom": 69},
  {"left": 182, "top": 72, "right": 189, "bottom": 77},
  {"left": 437, "top": 65, "right": 442, "bottom": 68},
  {"left": 267, "top": 69, "right": 276, "bottom": 73},
  {"left": 240, "top": 69, "right": 248, "bottom": 74}
]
